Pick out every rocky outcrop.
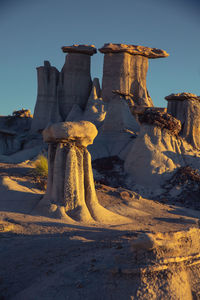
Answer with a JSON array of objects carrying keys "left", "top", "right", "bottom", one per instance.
[
  {"left": 124, "top": 108, "right": 200, "bottom": 189},
  {"left": 62, "top": 44, "right": 97, "bottom": 56},
  {"left": 115, "top": 228, "right": 200, "bottom": 299},
  {"left": 58, "top": 45, "right": 97, "bottom": 120},
  {"left": 165, "top": 93, "right": 200, "bottom": 149},
  {"left": 83, "top": 78, "right": 106, "bottom": 128},
  {"left": 37, "top": 120, "right": 129, "bottom": 223},
  {"left": 99, "top": 43, "right": 169, "bottom": 58},
  {"left": 89, "top": 93, "right": 139, "bottom": 160},
  {"left": 31, "top": 61, "right": 60, "bottom": 132},
  {"left": 12, "top": 109, "right": 32, "bottom": 118},
  {"left": 99, "top": 43, "right": 169, "bottom": 106},
  {"left": 0, "top": 111, "right": 33, "bottom": 157},
  {"left": 138, "top": 110, "right": 181, "bottom": 136}
]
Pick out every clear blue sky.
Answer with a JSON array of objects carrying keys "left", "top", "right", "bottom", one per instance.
[{"left": 0, "top": 0, "right": 200, "bottom": 115}]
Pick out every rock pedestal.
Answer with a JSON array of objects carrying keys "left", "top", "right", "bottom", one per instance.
[
  {"left": 58, "top": 45, "right": 97, "bottom": 120},
  {"left": 31, "top": 61, "right": 60, "bottom": 132},
  {"left": 38, "top": 120, "right": 129, "bottom": 224},
  {"left": 165, "top": 93, "right": 200, "bottom": 149},
  {"left": 99, "top": 43, "right": 169, "bottom": 106}
]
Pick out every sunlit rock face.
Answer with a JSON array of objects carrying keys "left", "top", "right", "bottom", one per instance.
[
  {"left": 165, "top": 92, "right": 200, "bottom": 149},
  {"left": 124, "top": 109, "right": 200, "bottom": 188},
  {"left": 99, "top": 43, "right": 169, "bottom": 107},
  {"left": 38, "top": 120, "right": 129, "bottom": 224},
  {"left": 31, "top": 61, "right": 60, "bottom": 132},
  {"left": 58, "top": 45, "right": 97, "bottom": 120}
]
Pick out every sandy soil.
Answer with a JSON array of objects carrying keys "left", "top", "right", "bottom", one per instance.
[{"left": 0, "top": 162, "right": 200, "bottom": 299}]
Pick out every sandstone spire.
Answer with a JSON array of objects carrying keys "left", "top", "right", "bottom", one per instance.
[
  {"left": 58, "top": 45, "right": 97, "bottom": 120},
  {"left": 99, "top": 43, "right": 169, "bottom": 107},
  {"left": 165, "top": 93, "right": 200, "bottom": 149},
  {"left": 31, "top": 61, "right": 60, "bottom": 132}
]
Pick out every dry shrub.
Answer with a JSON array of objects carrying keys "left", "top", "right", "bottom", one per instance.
[{"left": 32, "top": 155, "right": 48, "bottom": 190}]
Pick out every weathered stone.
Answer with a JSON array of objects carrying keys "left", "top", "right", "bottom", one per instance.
[
  {"left": 138, "top": 110, "right": 181, "bottom": 136},
  {"left": 12, "top": 109, "right": 32, "bottom": 118},
  {"left": 165, "top": 92, "right": 200, "bottom": 149},
  {"left": 89, "top": 93, "right": 139, "bottom": 160},
  {"left": 31, "top": 61, "right": 60, "bottom": 132},
  {"left": 39, "top": 121, "right": 129, "bottom": 223},
  {"left": 100, "top": 50, "right": 153, "bottom": 106},
  {"left": 165, "top": 92, "right": 200, "bottom": 101},
  {"left": 124, "top": 122, "right": 200, "bottom": 188},
  {"left": 83, "top": 78, "right": 106, "bottom": 128},
  {"left": 99, "top": 43, "right": 169, "bottom": 58},
  {"left": 58, "top": 46, "right": 96, "bottom": 120},
  {"left": 43, "top": 120, "right": 98, "bottom": 147},
  {"left": 62, "top": 44, "right": 97, "bottom": 55}
]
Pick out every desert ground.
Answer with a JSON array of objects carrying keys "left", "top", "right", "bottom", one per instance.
[{"left": 0, "top": 161, "right": 200, "bottom": 299}]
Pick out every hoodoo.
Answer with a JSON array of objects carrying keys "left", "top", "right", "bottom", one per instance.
[
  {"left": 99, "top": 43, "right": 169, "bottom": 107},
  {"left": 58, "top": 45, "right": 97, "bottom": 120},
  {"left": 37, "top": 120, "right": 129, "bottom": 224},
  {"left": 165, "top": 92, "right": 200, "bottom": 149},
  {"left": 31, "top": 61, "right": 60, "bottom": 132}
]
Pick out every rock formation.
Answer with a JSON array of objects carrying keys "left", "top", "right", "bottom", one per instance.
[
  {"left": 31, "top": 61, "right": 60, "bottom": 132},
  {"left": 58, "top": 45, "right": 97, "bottom": 120},
  {"left": 124, "top": 108, "right": 200, "bottom": 189},
  {"left": 99, "top": 43, "right": 169, "bottom": 107},
  {"left": 83, "top": 78, "right": 106, "bottom": 128},
  {"left": 89, "top": 92, "right": 139, "bottom": 160},
  {"left": 37, "top": 120, "right": 129, "bottom": 224},
  {"left": 0, "top": 110, "right": 33, "bottom": 156},
  {"left": 165, "top": 92, "right": 200, "bottom": 149},
  {"left": 117, "top": 227, "right": 200, "bottom": 299}
]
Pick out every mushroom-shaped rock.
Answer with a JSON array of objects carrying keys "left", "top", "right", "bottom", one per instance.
[
  {"left": 58, "top": 45, "right": 97, "bottom": 120},
  {"left": 38, "top": 121, "right": 130, "bottom": 224},
  {"left": 99, "top": 43, "right": 169, "bottom": 107},
  {"left": 165, "top": 93, "right": 200, "bottom": 149}
]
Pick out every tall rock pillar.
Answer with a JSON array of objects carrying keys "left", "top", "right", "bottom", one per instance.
[
  {"left": 31, "top": 61, "right": 60, "bottom": 132},
  {"left": 165, "top": 92, "right": 200, "bottom": 149},
  {"left": 58, "top": 45, "right": 97, "bottom": 120},
  {"left": 99, "top": 43, "right": 169, "bottom": 107}
]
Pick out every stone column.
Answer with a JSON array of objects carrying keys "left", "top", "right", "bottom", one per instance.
[
  {"left": 58, "top": 45, "right": 97, "bottom": 120},
  {"left": 165, "top": 93, "right": 200, "bottom": 149},
  {"left": 31, "top": 61, "right": 60, "bottom": 132},
  {"left": 37, "top": 120, "right": 129, "bottom": 224},
  {"left": 99, "top": 43, "right": 169, "bottom": 107}
]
